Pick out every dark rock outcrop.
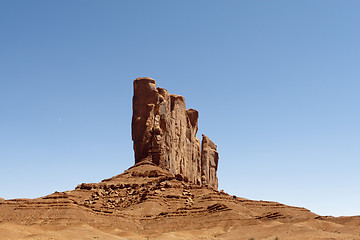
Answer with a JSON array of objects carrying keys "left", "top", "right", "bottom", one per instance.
[{"left": 131, "top": 77, "right": 219, "bottom": 189}]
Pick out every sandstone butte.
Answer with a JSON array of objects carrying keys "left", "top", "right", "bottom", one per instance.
[
  {"left": 0, "top": 78, "right": 359, "bottom": 240},
  {"left": 132, "top": 77, "right": 219, "bottom": 190}
]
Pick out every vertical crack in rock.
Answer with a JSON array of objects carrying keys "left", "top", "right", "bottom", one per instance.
[{"left": 131, "top": 77, "right": 219, "bottom": 189}]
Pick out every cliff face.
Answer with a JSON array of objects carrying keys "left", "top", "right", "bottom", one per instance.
[{"left": 131, "top": 77, "right": 219, "bottom": 189}]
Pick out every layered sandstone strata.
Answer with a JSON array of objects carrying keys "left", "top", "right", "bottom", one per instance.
[{"left": 131, "top": 77, "right": 219, "bottom": 189}]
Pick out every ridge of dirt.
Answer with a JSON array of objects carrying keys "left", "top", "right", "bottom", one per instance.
[{"left": 1, "top": 163, "right": 359, "bottom": 239}]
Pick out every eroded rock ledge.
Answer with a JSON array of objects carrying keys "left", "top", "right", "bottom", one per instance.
[{"left": 131, "top": 77, "right": 219, "bottom": 189}]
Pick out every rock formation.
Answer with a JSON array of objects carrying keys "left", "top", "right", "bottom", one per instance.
[
  {"left": 131, "top": 77, "right": 219, "bottom": 189},
  {"left": 2, "top": 77, "right": 360, "bottom": 240},
  {"left": 201, "top": 134, "right": 219, "bottom": 189}
]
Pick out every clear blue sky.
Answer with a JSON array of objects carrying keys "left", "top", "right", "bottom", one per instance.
[{"left": 1, "top": 1, "right": 359, "bottom": 217}]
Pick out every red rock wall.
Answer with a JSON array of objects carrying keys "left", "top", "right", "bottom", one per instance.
[
  {"left": 201, "top": 134, "right": 219, "bottom": 190},
  {"left": 131, "top": 77, "right": 219, "bottom": 189}
]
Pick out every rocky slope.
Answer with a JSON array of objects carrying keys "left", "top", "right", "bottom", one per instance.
[{"left": 1, "top": 162, "right": 360, "bottom": 239}]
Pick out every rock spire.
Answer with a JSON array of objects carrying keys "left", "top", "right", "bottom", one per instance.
[{"left": 131, "top": 77, "right": 219, "bottom": 189}]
